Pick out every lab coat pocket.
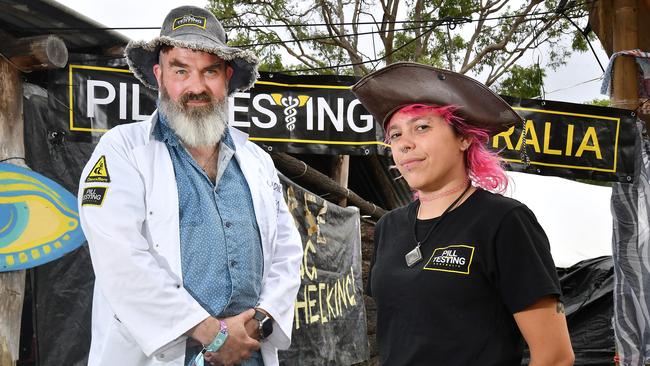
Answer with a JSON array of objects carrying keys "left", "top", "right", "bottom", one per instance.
[{"left": 97, "top": 315, "right": 148, "bottom": 365}]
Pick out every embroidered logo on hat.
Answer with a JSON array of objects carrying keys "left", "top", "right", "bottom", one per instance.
[{"left": 172, "top": 15, "right": 207, "bottom": 30}]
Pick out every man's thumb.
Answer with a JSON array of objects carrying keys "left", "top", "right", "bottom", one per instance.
[{"left": 240, "top": 308, "right": 256, "bottom": 320}]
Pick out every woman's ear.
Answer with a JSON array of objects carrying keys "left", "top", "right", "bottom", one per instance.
[{"left": 459, "top": 136, "right": 471, "bottom": 151}]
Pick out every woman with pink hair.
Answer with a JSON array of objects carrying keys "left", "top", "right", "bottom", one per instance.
[{"left": 352, "top": 62, "right": 574, "bottom": 366}]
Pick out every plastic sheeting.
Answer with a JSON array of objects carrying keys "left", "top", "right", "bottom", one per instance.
[
  {"left": 521, "top": 256, "right": 615, "bottom": 365},
  {"left": 560, "top": 256, "right": 615, "bottom": 365},
  {"left": 23, "top": 83, "right": 94, "bottom": 366},
  {"left": 611, "top": 121, "right": 650, "bottom": 366}
]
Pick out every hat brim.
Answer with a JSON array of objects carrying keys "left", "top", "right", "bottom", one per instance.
[
  {"left": 125, "top": 34, "right": 259, "bottom": 95},
  {"left": 351, "top": 62, "right": 522, "bottom": 133}
]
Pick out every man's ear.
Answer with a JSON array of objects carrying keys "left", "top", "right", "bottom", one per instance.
[
  {"left": 226, "top": 65, "right": 234, "bottom": 81},
  {"left": 153, "top": 63, "right": 162, "bottom": 87}
]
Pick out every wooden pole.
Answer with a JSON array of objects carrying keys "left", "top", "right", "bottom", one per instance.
[
  {"left": 330, "top": 155, "right": 350, "bottom": 206},
  {"left": 0, "top": 35, "right": 68, "bottom": 71},
  {"left": 0, "top": 32, "right": 68, "bottom": 366},
  {"left": 612, "top": 0, "right": 639, "bottom": 111},
  {"left": 272, "top": 152, "right": 387, "bottom": 219},
  {"left": 0, "top": 54, "right": 26, "bottom": 366},
  {"left": 368, "top": 155, "right": 401, "bottom": 209}
]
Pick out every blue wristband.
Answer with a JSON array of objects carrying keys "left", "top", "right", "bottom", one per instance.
[
  {"left": 193, "top": 320, "right": 229, "bottom": 366},
  {"left": 205, "top": 319, "right": 228, "bottom": 352}
]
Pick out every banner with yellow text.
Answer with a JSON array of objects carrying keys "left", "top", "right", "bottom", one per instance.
[
  {"left": 492, "top": 97, "right": 637, "bottom": 182},
  {"left": 278, "top": 174, "right": 369, "bottom": 365}
]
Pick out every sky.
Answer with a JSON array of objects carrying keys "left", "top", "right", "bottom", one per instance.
[
  {"left": 54, "top": 0, "right": 615, "bottom": 266},
  {"left": 56, "top": 0, "right": 611, "bottom": 104}
]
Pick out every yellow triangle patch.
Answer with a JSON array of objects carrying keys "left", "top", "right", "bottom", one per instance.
[{"left": 85, "top": 155, "right": 111, "bottom": 183}]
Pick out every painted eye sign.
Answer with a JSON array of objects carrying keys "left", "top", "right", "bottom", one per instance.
[{"left": 0, "top": 163, "right": 86, "bottom": 272}]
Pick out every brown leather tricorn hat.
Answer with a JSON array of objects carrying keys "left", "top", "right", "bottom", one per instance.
[{"left": 351, "top": 62, "right": 522, "bottom": 133}]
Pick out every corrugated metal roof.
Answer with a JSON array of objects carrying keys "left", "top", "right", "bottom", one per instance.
[{"left": 0, "top": 0, "right": 128, "bottom": 53}]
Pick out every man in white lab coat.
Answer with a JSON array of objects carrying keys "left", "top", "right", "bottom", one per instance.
[{"left": 78, "top": 5, "right": 303, "bottom": 366}]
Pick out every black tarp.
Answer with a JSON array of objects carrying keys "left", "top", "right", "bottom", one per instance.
[
  {"left": 23, "top": 83, "right": 94, "bottom": 366},
  {"left": 522, "top": 256, "right": 615, "bottom": 365}
]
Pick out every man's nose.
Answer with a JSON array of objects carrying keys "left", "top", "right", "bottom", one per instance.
[{"left": 185, "top": 71, "right": 209, "bottom": 94}]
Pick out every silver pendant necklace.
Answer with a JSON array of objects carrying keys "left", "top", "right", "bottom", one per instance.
[{"left": 405, "top": 184, "right": 471, "bottom": 267}]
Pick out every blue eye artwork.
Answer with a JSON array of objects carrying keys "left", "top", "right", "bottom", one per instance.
[{"left": 0, "top": 163, "right": 85, "bottom": 272}]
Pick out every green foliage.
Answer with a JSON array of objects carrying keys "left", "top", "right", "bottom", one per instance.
[
  {"left": 206, "top": 0, "right": 592, "bottom": 86},
  {"left": 584, "top": 98, "right": 612, "bottom": 107},
  {"left": 496, "top": 64, "right": 546, "bottom": 99}
]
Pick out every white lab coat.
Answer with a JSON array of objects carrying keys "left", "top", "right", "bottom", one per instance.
[{"left": 78, "top": 111, "right": 303, "bottom": 366}]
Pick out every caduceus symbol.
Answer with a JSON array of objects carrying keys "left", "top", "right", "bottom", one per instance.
[
  {"left": 281, "top": 96, "right": 300, "bottom": 131},
  {"left": 271, "top": 94, "right": 311, "bottom": 131}
]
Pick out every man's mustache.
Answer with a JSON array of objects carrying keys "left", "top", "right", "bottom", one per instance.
[{"left": 180, "top": 92, "right": 213, "bottom": 105}]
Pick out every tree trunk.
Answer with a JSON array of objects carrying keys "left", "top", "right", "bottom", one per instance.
[{"left": 0, "top": 53, "right": 26, "bottom": 366}]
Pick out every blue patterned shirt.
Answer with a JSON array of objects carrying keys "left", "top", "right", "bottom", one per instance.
[{"left": 153, "top": 114, "right": 264, "bottom": 366}]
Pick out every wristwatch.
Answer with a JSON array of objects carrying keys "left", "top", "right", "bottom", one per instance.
[{"left": 253, "top": 309, "right": 273, "bottom": 340}]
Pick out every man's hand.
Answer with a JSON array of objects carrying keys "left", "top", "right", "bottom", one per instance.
[
  {"left": 244, "top": 308, "right": 273, "bottom": 341},
  {"left": 204, "top": 309, "right": 260, "bottom": 366},
  {"left": 244, "top": 317, "right": 260, "bottom": 341}
]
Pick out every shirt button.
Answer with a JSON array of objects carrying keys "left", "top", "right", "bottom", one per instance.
[
  {"left": 225, "top": 221, "right": 232, "bottom": 228},
  {"left": 230, "top": 260, "right": 237, "bottom": 267}
]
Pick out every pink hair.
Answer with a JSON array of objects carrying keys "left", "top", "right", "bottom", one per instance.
[{"left": 387, "top": 104, "right": 508, "bottom": 194}]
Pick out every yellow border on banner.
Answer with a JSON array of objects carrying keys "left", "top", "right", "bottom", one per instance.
[
  {"left": 69, "top": 65, "right": 133, "bottom": 132},
  {"left": 509, "top": 106, "right": 621, "bottom": 173}
]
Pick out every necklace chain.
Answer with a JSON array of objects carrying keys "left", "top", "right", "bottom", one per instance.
[
  {"left": 405, "top": 183, "right": 471, "bottom": 267},
  {"left": 200, "top": 146, "right": 219, "bottom": 172}
]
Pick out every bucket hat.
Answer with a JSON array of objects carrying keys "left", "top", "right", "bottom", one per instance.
[
  {"left": 125, "top": 5, "right": 259, "bottom": 95},
  {"left": 351, "top": 62, "right": 522, "bottom": 133}
]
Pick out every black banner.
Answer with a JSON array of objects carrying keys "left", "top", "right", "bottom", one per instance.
[
  {"left": 50, "top": 62, "right": 637, "bottom": 182},
  {"left": 233, "top": 73, "right": 385, "bottom": 156},
  {"left": 55, "top": 64, "right": 386, "bottom": 155},
  {"left": 493, "top": 97, "right": 637, "bottom": 182},
  {"left": 278, "top": 175, "right": 369, "bottom": 365}
]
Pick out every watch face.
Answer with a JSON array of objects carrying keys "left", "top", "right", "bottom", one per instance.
[{"left": 261, "top": 317, "right": 273, "bottom": 338}]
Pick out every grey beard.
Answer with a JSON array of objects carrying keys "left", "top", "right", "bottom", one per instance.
[{"left": 158, "top": 89, "right": 229, "bottom": 148}]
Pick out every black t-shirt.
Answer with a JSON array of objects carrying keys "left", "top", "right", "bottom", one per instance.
[{"left": 367, "top": 189, "right": 561, "bottom": 366}]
